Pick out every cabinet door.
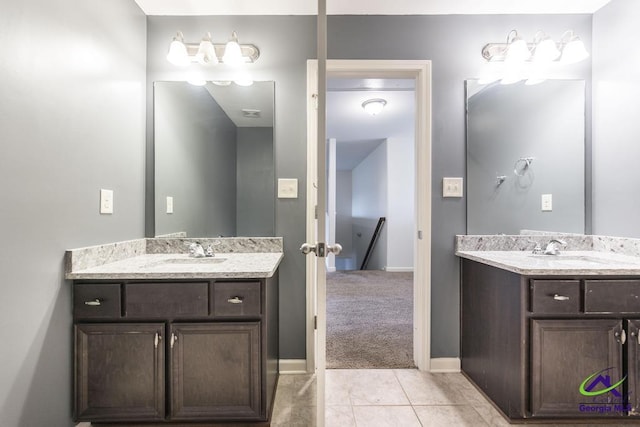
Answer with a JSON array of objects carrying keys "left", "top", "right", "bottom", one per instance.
[
  {"left": 531, "top": 319, "right": 624, "bottom": 417},
  {"left": 74, "top": 323, "right": 165, "bottom": 421},
  {"left": 629, "top": 320, "right": 640, "bottom": 416},
  {"left": 170, "top": 322, "right": 262, "bottom": 421}
]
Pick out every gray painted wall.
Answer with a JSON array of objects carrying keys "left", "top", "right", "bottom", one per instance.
[
  {"left": 0, "top": 0, "right": 146, "bottom": 425},
  {"left": 155, "top": 82, "right": 237, "bottom": 237},
  {"left": 466, "top": 80, "right": 585, "bottom": 235},
  {"left": 147, "top": 14, "right": 591, "bottom": 360},
  {"left": 592, "top": 0, "right": 640, "bottom": 237},
  {"left": 237, "top": 127, "right": 275, "bottom": 236}
]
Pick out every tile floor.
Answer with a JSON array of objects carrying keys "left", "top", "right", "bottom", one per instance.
[{"left": 272, "top": 369, "right": 640, "bottom": 427}]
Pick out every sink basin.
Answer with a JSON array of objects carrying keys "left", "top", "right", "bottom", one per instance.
[
  {"left": 142, "top": 257, "right": 227, "bottom": 268},
  {"left": 163, "top": 257, "right": 227, "bottom": 264},
  {"left": 527, "top": 254, "right": 640, "bottom": 266}
]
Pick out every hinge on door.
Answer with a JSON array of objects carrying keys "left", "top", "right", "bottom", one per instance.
[
  {"left": 418, "top": 230, "right": 423, "bottom": 240},
  {"left": 312, "top": 93, "right": 318, "bottom": 110},
  {"left": 314, "top": 315, "right": 317, "bottom": 330},
  {"left": 314, "top": 205, "right": 318, "bottom": 219}
]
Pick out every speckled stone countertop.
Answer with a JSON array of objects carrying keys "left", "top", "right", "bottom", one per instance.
[
  {"left": 65, "top": 237, "right": 283, "bottom": 280},
  {"left": 456, "top": 250, "right": 640, "bottom": 275},
  {"left": 456, "top": 234, "right": 640, "bottom": 275}
]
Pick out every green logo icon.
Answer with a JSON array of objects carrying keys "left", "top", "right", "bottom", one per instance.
[{"left": 579, "top": 368, "right": 626, "bottom": 397}]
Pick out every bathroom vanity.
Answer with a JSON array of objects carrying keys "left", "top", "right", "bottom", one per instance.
[
  {"left": 457, "top": 235, "right": 640, "bottom": 422},
  {"left": 66, "top": 238, "right": 282, "bottom": 425}
]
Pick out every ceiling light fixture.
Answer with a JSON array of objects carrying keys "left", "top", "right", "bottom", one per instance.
[
  {"left": 362, "top": 98, "right": 387, "bottom": 116},
  {"left": 166, "top": 30, "right": 259, "bottom": 67},
  {"left": 481, "top": 29, "right": 588, "bottom": 64}
]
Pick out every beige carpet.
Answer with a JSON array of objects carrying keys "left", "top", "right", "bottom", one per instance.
[{"left": 326, "top": 270, "right": 415, "bottom": 369}]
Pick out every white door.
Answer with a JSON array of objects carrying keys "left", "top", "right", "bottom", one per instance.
[{"left": 305, "top": 59, "right": 432, "bottom": 426}]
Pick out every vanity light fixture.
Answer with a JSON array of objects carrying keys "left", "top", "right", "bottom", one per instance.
[
  {"left": 166, "top": 30, "right": 260, "bottom": 67},
  {"left": 362, "top": 98, "right": 387, "bottom": 116},
  {"left": 482, "top": 29, "right": 588, "bottom": 64}
]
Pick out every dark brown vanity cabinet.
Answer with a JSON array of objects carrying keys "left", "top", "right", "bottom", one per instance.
[
  {"left": 461, "top": 259, "right": 640, "bottom": 421},
  {"left": 72, "top": 277, "right": 278, "bottom": 425},
  {"left": 74, "top": 323, "right": 165, "bottom": 422}
]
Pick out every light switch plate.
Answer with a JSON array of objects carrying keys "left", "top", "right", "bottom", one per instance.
[
  {"left": 100, "top": 189, "right": 113, "bottom": 214},
  {"left": 166, "top": 196, "right": 174, "bottom": 214},
  {"left": 278, "top": 178, "right": 298, "bottom": 199},
  {"left": 541, "top": 194, "right": 553, "bottom": 211},
  {"left": 443, "top": 177, "right": 464, "bottom": 198}
]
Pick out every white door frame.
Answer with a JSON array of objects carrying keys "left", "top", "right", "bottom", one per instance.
[{"left": 306, "top": 59, "right": 432, "bottom": 372}]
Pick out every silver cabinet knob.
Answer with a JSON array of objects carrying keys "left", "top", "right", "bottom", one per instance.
[
  {"left": 227, "top": 296, "right": 244, "bottom": 304},
  {"left": 553, "top": 294, "right": 570, "bottom": 301},
  {"left": 84, "top": 298, "right": 102, "bottom": 306}
]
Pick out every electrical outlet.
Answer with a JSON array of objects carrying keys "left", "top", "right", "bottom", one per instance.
[
  {"left": 100, "top": 189, "right": 113, "bottom": 214},
  {"left": 443, "top": 177, "right": 464, "bottom": 198},
  {"left": 541, "top": 194, "right": 553, "bottom": 211},
  {"left": 278, "top": 178, "right": 298, "bottom": 199},
  {"left": 166, "top": 196, "right": 174, "bottom": 214}
]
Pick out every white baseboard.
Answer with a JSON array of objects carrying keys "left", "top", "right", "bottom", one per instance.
[
  {"left": 385, "top": 267, "right": 414, "bottom": 272},
  {"left": 279, "top": 359, "right": 309, "bottom": 374},
  {"left": 430, "top": 357, "right": 461, "bottom": 373}
]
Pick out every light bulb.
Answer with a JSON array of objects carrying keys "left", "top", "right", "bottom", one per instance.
[
  {"left": 561, "top": 37, "right": 589, "bottom": 64},
  {"left": 222, "top": 31, "right": 244, "bottom": 66},
  {"left": 196, "top": 33, "right": 218, "bottom": 65},
  {"left": 166, "top": 32, "right": 189, "bottom": 67},
  {"left": 533, "top": 38, "right": 560, "bottom": 62}
]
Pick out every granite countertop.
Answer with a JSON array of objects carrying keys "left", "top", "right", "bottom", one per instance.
[
  {"left": 456, "top": 250, "right": 640, "bottom": 276},
  {"left": 66, "top": 252, "right": 283, "bottom": 280},
  {"left": 65, "top": 237, "right": 284, "bottom": 280}
]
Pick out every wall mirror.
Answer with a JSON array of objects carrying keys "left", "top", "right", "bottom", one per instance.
[
  {"left": 465, "top": 79, "right": 585, "bottom": 235},
  {"left": 154, "top": 81, "right": 275, "bottom": 237}
]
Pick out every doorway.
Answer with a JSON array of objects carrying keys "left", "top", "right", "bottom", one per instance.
[
  {"left": 325, "top": 77, "right": 417, "bottom": 369},
  {"left": 305, "top": 60, "right": 432, "bottom": 375}
]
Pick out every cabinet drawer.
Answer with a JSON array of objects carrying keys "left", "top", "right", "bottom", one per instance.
[
  {"left": 585, "top": 280, "right": 640, "bottom": 313},
  {"left": 530, "top": 280, "right": 580, "bottom": 313},
  {"left": 125, "top": 282, "right": 209, "bottom": 318},
  {"left": 213, "top": 281, "right": 261, "bottom": 318},
  {"left": 74, "top": 283, "right": 121, "bottom": 319}
]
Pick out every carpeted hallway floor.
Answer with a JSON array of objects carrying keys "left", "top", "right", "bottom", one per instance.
[{"left": 326, "top": 270, "right": 415, "bottom": 369}]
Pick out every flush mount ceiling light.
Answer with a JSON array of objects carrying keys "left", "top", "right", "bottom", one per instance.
[
  {"left": 481, "top": 29, "right": 588, "bottom": 64},
  {"left": 362, "top": 98, "right": 387, "bottom": 116},
  {"left": 166, "top": 30, "right": 259, "bottom": 67}
]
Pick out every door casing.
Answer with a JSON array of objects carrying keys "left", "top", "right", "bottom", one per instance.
[{"left": 305, "top": 59, "right": 433, "bottom": 372}]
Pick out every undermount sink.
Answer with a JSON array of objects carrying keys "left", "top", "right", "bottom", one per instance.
[
  {"left": 142, "top": 257, "right": 227, "bottom": 268},
  {"left": 164, "top": 257, "right": 226, "bottom": 264},
  {"left": 527, "top": 254, "right": 639, "bottom": 266}
]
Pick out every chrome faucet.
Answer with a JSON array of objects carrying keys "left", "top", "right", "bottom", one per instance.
[
  {"left": 188, "top": 242, "right": 206, "bottom": 258},
  {"left": 543, "top": 239, "right": 567, "bottom": 255}
]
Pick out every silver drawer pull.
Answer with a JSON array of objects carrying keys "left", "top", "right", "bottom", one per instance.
[
  {"left": 227, "top": 296, "right": 244, "bottom": 304},
  {"left": 553, "top": 294, "right": 570, "bottom": 301},
  {"left": 84, "top": 298, "right": 102, "bottom": 306}
]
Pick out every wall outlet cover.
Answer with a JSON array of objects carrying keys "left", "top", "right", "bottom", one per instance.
[
  {"left": 278, "top": 178, "right": 298, "bottom": 199},
  {"left": 541, "top": 194, "right": 553, "bottom": 211},
  {"left": 443, "top": 177, "right": 464, "bottom": 198}
]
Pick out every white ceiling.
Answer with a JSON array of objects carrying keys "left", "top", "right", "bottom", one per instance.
[
  {"left": 134, "top": 0, "right": 611, "bottom": 15},
  {"left": 328, "top": 79, "right": 415, "bottom": 171},
  {"left": 205, "top": 82, "right": 274, "bottom": 127}
]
